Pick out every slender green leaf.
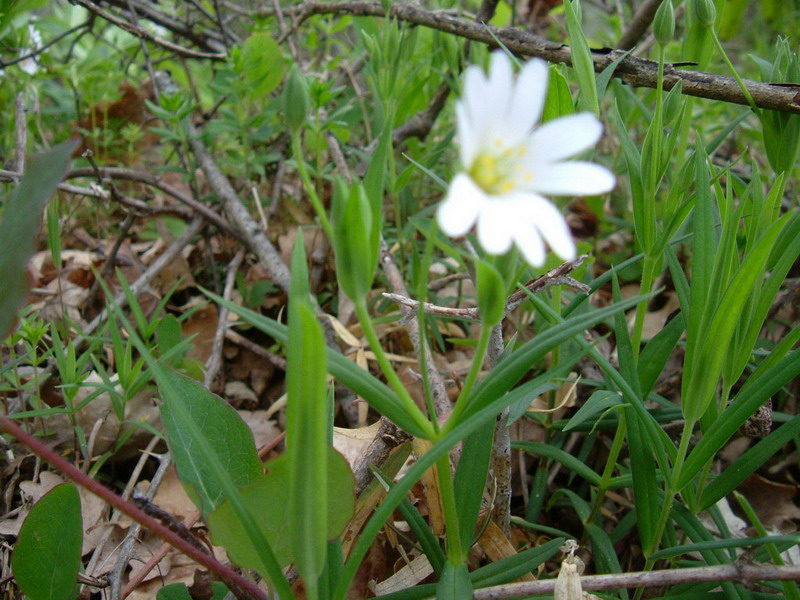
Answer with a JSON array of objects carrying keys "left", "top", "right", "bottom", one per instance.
[
  {"left": 563, "top": 0, "right": 599, "bottom": 115},
  {"left": 513, "top": 442, "right": 602, "bottom": 486},
  {"left": 700, "top": 412, "right": 800, "bottom": 510},
  {"left": 435, "top": 562, "right": 472, "bottom": 600},
  {"left": 678, "top": 349, "right": 800, "bottom": 490}
]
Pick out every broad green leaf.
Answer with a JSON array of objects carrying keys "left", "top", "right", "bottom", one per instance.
[
  {"left": 684, "top": 148, "right": 715, "bottom": 372},
  {"left": 156, "top": 582, "right": 228, "bottom": 600},
  {"left": 208, "top": 447, "right": 354, "bottom": 571},
  {"left": 157, "top": 368, "right": 261, "bottom": 514},
  {"left": 542, "top": 65, "right": 574, "bottom": 122},
  {"left": 287, "top": 236, "right": 330, "bottom": 581},
  {"left": 436, "top": 562, "right": 472, "bottom": 600},
  {"left": 12, "top": 483, "right": 82, "bottom": 600},
  {"left": 585, "top": 524, "right": 627, "bottom": 600},
  {"left": 239, "top": 32, "right": 285, "bottom": 100},
  {"left": 0, "top": 140, "right": 76, "bottom": 339}
]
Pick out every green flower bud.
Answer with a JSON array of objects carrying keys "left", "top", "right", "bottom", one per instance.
[
  {"left": 332, "top": 181, "right": 378, "bottom": 302},
  {"left": 653, "top": 0, "right": 675, "bottom": 47},
  {"left": 694, "top": 0, "right": 716, "bottom": 28},
  {"left": 284, "top": 65, "right": 310, "bottom": 132},
  {"left": 475, "top": 259, "right": 506, "bottom": 327}
]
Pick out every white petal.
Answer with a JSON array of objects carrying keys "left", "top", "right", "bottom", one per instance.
[
  {"left": 529, "top": 113, "right": 603, "bottom": 162},
  {"left": 525, "top": 196, "right": 576, "bottom": 260},
  {"left": 531, "top": 162, "right": 616, "bottom": 196},
  {"left": 476, "top": 201, "right": 514, "bottom": 255},
  {"left": 507, "top": 58, "right": 548, "bottom": 140},
  {"left": 437, "top": 173, "right": 485, "bottom": 236},
  {"left": 456, "top": 101, "right": 478, "bottom": 167},
  {"left": 488, "top": 52, "right": 514, "bottom": 114},
  {"left": 513, "top": 223, "right": 546, "bottom": 266},
  {"left": 463, "top": 64, "right": 492, "bottom": 138}
]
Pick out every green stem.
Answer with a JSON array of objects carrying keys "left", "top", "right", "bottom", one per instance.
[
  {"left": 442, "top": 322, "right": 492, "bottom": 432},
  {"left": 291, "top": 131, "right": 333, "bottom": 240},
  {"left": 587, "top": 411, "right": 627, "bottom": 524},
  {"left": 354, "top": 300, "right": 436, "bottom": 439},
  {"left": 710, "top": 31, "right": 758, "bottom": 113},
  {"left": 631, "top": 254, "right": 659, "bottom": 358},
  {"left": 436, "top": 454, "right": 465, "bottom": 562},
  {"left": 639, "top": 418, "right": 696, "bottom": 563}
]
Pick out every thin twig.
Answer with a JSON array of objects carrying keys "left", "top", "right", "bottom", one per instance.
[
  {"left": 187, "top": 123, "right": 292, "bottom": 294},
  {"left": 380, "top": 240, "right": 452, "bottom": 420},
  {"left": 383, "top": 254, "right": 590, "bottom": 322},
  {"left": 14, "top": 93, "right": 26, "bottom": 174},
  {"left": 79, "top": 217, "right": 205, "bottom": 342},
  {"left": 66, "top": 166, "right": 242, "bottom": 241},
  {"left": 473, "top": 562, "right": 800, "bottom": 599},
  {"left": 69, "top": 0, "right": 227, "bottom": 60},
  {"left": 109, "top": 452, "right": 172, "bottom": 600},
  {"left": 204, "top": 250, "right": 245, "bottom": 388},
  {"left": 258, "top": 0, "right": 800, "bottom": 114}
]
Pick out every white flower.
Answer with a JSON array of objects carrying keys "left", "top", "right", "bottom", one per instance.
[
  {"left": 437, "top": 51, "right": 615, "bottom": 267},
  {"left": 18, "top": 25, "right": 43, "bottom": 76}
]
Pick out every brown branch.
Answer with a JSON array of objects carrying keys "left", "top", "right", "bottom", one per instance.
[
  {"left": 14, "top": 94, "right": 26, "bottom": 174},
  {"left": 383, "top": 255, "right": 590, "bottom": 322},
  {"left": 473, "top": 562, "right": 800, "bottom": 598},
  {"left": 186, "top": 123, "right": 292, "bottom": 294},
  {"left": 259, "top": 0, "right": 800, "bottom": 114},
  {"left": 69, "top": 0, "right": 227, "bottom": 60},
  {"left": 66, "top": 166, "right": 242, "bottom": 241},
  {"left": 0, "top": 415, "right": 267, "bottom": 600},
  {"left": 100, "top": 0, "right": 230, "bottom": 52}
]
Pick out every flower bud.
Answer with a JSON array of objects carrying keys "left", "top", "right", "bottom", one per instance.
[
  {"left": 475, "top": 260, "right": 506, "bottom": 327},
  {"left": 653, "top": 0, "right": 675, "bottom": 47},
  {"left": 284, "top": 65, "right": 310, "bottom": 132},
  {"left": 694, "top": 0, "right": 716, "bottom": 28}
]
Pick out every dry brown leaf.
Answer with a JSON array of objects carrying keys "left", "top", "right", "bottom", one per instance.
[
  {"left": 479, "top": 519, "right": 536, "bottom": 582},
  {"left": 372, "top": 554, "right": 433, "bottom": 595}
]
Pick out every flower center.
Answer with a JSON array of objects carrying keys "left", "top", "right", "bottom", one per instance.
[{"left": 468, "top": 138, "right": 532, "bottom": 195}]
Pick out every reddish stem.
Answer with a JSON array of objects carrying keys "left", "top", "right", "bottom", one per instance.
[{"left": 0, "top": 416, "right": 267, "bottom": 600}]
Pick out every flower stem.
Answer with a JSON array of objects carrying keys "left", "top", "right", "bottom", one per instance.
[
  {"left": 291, "top": 131, "right": 333, "bottom": 240},
  {"left": 436, "top": 454, "right": 465, "bottom": 562},
  {"left": 354, "top": 300, "right": 436, "bottom": 439},
  {"left": 710, "top": 31, "right": 758, "bottom": 113},
  {"left": 442, "top": 322, "right": 492, "bottom": 432}
]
